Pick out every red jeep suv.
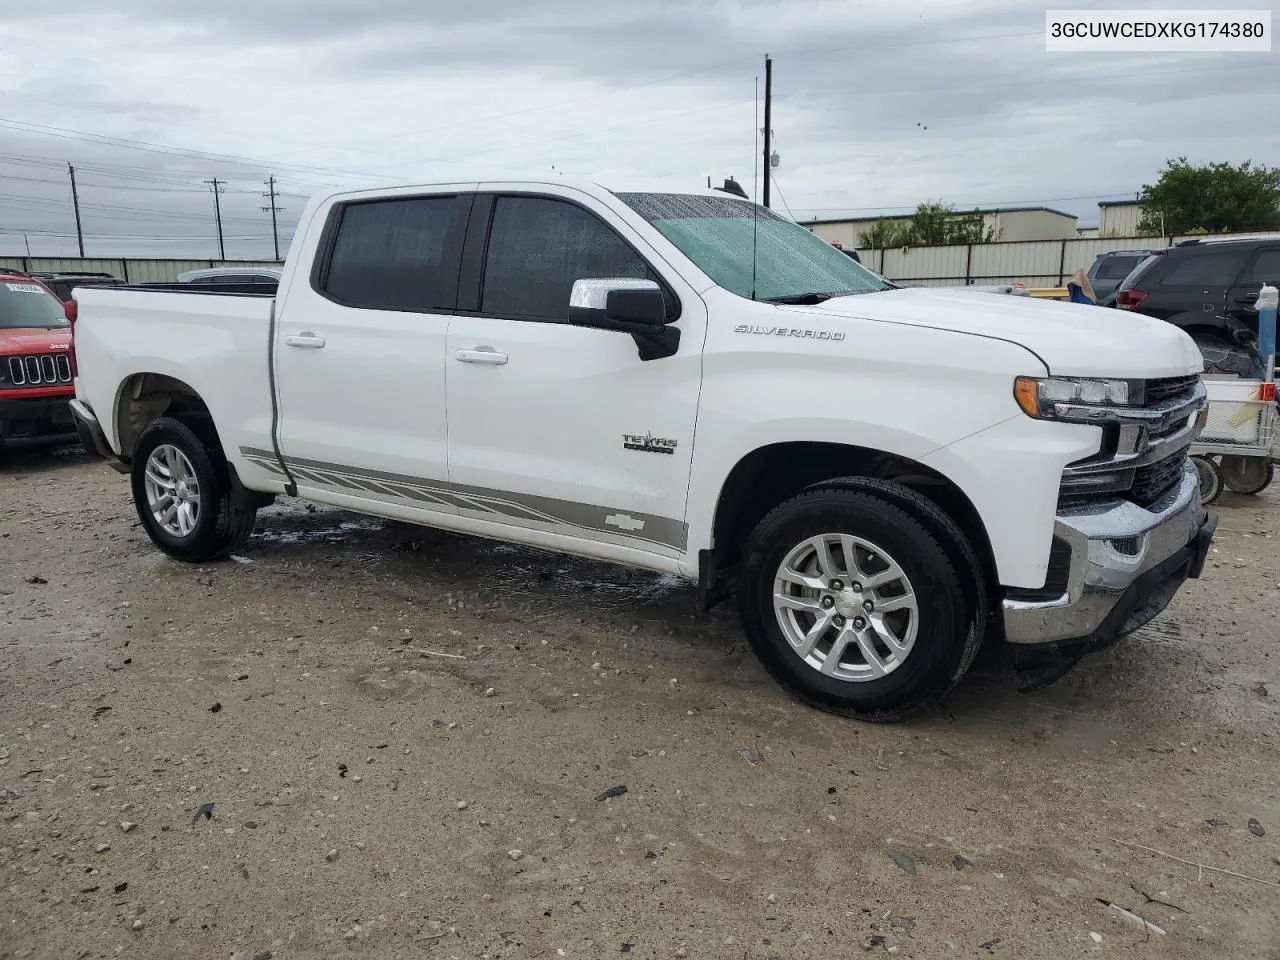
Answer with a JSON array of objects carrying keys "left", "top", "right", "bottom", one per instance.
[{"left": 0, "top": 271, "right": 77, "bottom": 455}]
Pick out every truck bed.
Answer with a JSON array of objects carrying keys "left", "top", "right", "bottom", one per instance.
[{"left": 72, "top": 286, "right": 279, "bottom": 465}]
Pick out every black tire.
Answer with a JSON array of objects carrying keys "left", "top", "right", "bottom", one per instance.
[
  {"left": 130, "top": 416, "right": 257, "bottom": 562},
  {"left": 1191, "top": 455, "right": 1224, "bottom": 505},
  {"left": 1220, "top": 455, "right": 1273, "bottom": 495},
  {"left": 738, "top": 484, "right": 979, "bottom": 721}
]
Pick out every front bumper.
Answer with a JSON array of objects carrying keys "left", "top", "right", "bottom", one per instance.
[
  {"left": 1002, "top": 461, "right": 1215, "bottom": 655},
  {"left": 0, "top": 394, "right": 78, "bottom": 445}
]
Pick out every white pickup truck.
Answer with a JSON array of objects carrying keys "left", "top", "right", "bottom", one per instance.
[{"left": 70, "top": 179, "right": 1216, "bottom": 719}]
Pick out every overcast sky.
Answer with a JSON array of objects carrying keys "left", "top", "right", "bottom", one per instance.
[{"left": 0, "top": 0, "right": 1275, "bottom": 260}]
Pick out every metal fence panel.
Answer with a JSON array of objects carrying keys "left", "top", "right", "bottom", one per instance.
[
  {"left": 0, "top": 257, "right": 283, "bottom": 283},
  {"left": 969, "top": 241, "right": 1062, "bottom": 282},
  {"left": 879, "top": 245, "right": 967, "bottom": 281}
]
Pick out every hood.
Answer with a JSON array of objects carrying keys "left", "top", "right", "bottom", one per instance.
[
  {"left": 0, "top": 327, "right": 73, "bottom": 355},
  {"left": 798, "top": 286, "right": 1204, "bottom": 378}
]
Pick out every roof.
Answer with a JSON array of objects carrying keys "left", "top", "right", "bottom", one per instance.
[
  {"left": 800, "top": 205, "right": 1078, "bottom": 226},
  {"left": 1098, "top": 199, "right": 1141, "bottom": 208}
]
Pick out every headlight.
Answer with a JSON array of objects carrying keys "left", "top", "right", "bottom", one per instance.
[{"left": 1014, "top": 376, "right": 1136, "bottom": 419}]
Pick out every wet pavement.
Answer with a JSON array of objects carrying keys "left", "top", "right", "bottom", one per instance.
[{"left": 2, "top": 446, "right": 1278, "bottom": 959}]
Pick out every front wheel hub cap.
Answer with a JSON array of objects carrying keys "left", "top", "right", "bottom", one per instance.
[{"left": 772, "top": 533, "right": 919, "bottom": 682}]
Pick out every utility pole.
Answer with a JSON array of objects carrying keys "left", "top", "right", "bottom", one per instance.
[
  {"left": 261, "top": 176, "right": 283, "bottom": 261},
  {"left": 762, "top": 55, "right": 772, "bottom": 209},
  {"left": 68, "top": 163, "right": 85, "bottom": 256},
  {"left": 205, "top": 178, "right": 226, "bottom": 260}
]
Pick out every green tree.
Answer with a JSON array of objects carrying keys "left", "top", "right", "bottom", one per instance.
[
  {"left": 858, "top": 218, "right": 913, "bottom": 248},
  {"left": 858, "top": 202, "right": 997, "bottom": 248},
  {"left": 1136, "top": 158, "right": 1280, "bottom": 236}
]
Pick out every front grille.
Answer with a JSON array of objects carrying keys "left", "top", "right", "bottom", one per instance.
[
  {"left": 1130, "top": 453, "right": 1186, "bottom": 507},
  {"left": 1144, "top": 374, "right": 1199, "bottom": 407},
  {"left": 6, "top": 353, "right": 72, "bottom": 386}
]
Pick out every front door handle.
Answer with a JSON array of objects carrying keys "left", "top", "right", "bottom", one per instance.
[
  {"left": 285, "top": 333, "right": 326, "bottom": 348},
  {"left": 455, "top": 347, "right": 508, "bottom": 365}
]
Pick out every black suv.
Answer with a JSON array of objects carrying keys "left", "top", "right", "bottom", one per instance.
[{"left": 1115, "top": 237, "right": 1280, "bottom": 346}]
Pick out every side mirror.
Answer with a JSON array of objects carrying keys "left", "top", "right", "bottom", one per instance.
[
  {"left": 568, "top": 278, "right": 679, "bottom": 361},
  {"left": 64, "top": 300, "right": 78, "bottom": 323}
]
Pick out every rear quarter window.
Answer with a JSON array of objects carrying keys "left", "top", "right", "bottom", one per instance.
[
  {"left": 1158, "top": 249, "right": 1248, "bottom": 286},
  {"left": 1095, "top": 255, "right": 1144, "bottom": 280}
]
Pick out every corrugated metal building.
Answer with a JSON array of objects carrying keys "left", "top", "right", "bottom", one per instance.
[{"left": 1098, "top": 200, "right": 1144, "bottom": 237}]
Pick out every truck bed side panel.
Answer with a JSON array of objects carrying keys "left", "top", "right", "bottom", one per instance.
[{"left": 72, "top": 288, "right": 283, "bottom": 492}]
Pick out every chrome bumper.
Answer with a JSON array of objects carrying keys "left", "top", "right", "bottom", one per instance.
[{"left": 1003, "top": 462, "right": 1214, "bottom": 645}]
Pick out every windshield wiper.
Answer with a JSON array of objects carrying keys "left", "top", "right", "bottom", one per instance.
[{"left": 763, "top": 291, "right": 840, "bottom": 305}]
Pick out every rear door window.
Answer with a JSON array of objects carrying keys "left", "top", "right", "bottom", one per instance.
[{"left": 321, "top": 196, "right": 458, "bottom": 312}]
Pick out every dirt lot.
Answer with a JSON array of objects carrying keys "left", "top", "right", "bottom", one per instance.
[{"left": 2, "top": 448, "right": 1278, "bottom": 960}]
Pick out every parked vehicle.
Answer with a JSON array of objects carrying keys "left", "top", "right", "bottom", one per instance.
[
  {"left": 176, "top": 267, "right": 282, "bottom": 286},
  {"left": 829, "top": 242, "right": 861, "bottom": 264},
  {"left": 30, "top": 272, "right": 125, "bottom": 302},
  {"left": 1086, "top": 249, "right": 1157, "bottom": 303},
  {"left": 1115, "top": 237, "right": 1280, "bottom": 349},
  {"left": 71, "top": 180, "right": 1215, "bottom": 718},
  {"left": 0, "top": 271, "right": 77, "bottom": 454}
]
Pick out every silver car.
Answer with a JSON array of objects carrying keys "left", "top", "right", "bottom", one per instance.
[{"left": 176, "top": 267, "right": 282, "bottom": 285}]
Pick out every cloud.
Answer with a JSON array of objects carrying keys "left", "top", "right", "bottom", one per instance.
[{"left": 0, "top": 0, "right": 1276, "bottom": 258}]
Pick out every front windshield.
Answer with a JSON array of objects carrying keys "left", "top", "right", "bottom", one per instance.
[
  {"left": 0, "top": 280, "right": 68, "bottom": 329},
  {"left": 617, "top": 192, "right": 893, "bottom": 301}
]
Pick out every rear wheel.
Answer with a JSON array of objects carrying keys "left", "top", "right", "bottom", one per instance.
[
  {"left": 1191, "top": 455, "right": 1224, "bottom": 505},
  {"left": 738, "top": 485, "right": 977, "bottom": 721},
  {"left": 131, "top": 417, "right": 257, "bottom": 561},
  {"left": 1220, "top": 455, "right": 1273, "bottom": 495}
]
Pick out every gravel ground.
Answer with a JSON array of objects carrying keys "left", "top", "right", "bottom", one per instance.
[{"left": 2, "top": 447, "right": 1278, "bottom": 960}]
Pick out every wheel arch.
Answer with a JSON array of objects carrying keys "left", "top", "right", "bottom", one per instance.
[
  {"left": 113, "top": 371, "right": 220, "bottom": 464},
  {"left": 699, "top": 440, "right": 997, "bottom": 610}
]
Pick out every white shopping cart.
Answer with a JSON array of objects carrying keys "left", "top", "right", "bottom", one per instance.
[{"left": 1189, "top": 375, "right": 1277, "bottom": 504}]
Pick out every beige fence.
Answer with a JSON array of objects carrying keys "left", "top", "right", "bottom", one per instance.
[
  {"left": 846, "top": 232, "right": 1280, "bottom": 288},
  {"left": 0, "top": 257, "right": 283, "bottom": 284}
]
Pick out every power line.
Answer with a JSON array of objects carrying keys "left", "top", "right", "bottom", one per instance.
[
  {"left": 370, "top": 96, "right": 756, "bottom": 174},
  {"left": 0, "top": 194, "right": 299, "bottom": 228},
  {"left": 0, "top": 117, "right": 380, "bottom": 181},
  {"left": 272, "top": 28, "right": 1045, "bottom": 162},
  {"left": 0, "top": 226, "right": 286, "bottom": 240},
  {"left": 769, "top": 172, "right": 797, "bottom": 221}
]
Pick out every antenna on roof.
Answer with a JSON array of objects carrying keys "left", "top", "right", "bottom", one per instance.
[{"left": 751, "top": 73, "right": 761, "bottom": 301}]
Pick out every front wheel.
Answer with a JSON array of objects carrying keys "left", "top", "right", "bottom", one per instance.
[
  {"left": 738, "top": 486, "right": 977, "bottom": 721},
  {"left": 131, "top": 417, "right": 257, "bottom": 562}
]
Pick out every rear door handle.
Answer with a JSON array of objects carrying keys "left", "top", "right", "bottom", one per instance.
[
  {"left": 285, "top": 333, "right": 326, "bottom": 348},
  {"left": 455, "top": 347, "right": 508, "bottom": 365},
  {"left": 1235, "top": 292, "right": 1259, "bottom": 304}
]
